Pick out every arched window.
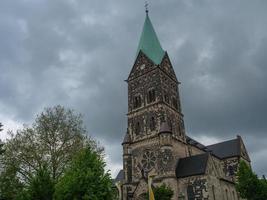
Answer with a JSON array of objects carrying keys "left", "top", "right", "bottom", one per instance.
[
  {"left": 150, "top": 117, "right": 156, "bottom": 131},
  {"left": 179, "top": 125, "right": 182, "bottom": 136},
  {"left": 167, "top": 118, "right": 172, "bottom": 131},
  {"left": 232, "top": 191, "right": 236, "bottom": 200},
  {"left": 135, "top": 122, "right": 141, "bottom": 135},
  {"left": 164, "top": 93, "right": 169, "bottom": 104},
  {"left": 212, "top": 185, "right": 216, "bottom": 200},
  {"left": 133, "top": 95, "right": 142, "bottom": 109},
  {"left": 172, "top": 97, "right": 178, "bottom": 109},
  {"left": 187, "top": 185, "right": 194, "bottom": 200},
  {"left": 228, "top": 165, "right": 234, "bottom": 176},
  {"left": 225, "top": 189, "right": 229, "bottom": 200},
  {"left": 147, "top": 89, "right": 156, "bottom": 103}
]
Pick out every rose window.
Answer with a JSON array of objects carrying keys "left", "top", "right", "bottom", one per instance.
[{"left": 141, "top": 151, "right": 156, "bottom": 171}]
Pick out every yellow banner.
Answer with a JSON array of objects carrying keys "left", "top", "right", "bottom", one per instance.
[{"left": 148, "top": 176, "right": 155, "bottom": 200}]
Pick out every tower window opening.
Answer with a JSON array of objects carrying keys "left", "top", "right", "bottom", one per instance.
[
  {"left": 150, "top": 117, "right": 156, "bottom": 131},
  {"left": 172, "top": 97, "right": 178, "bottom": 109},
  {"left": 133, "top": 95, "right": 142, "bottom": 109},
  {"left": 147, "top": 89, "right": 156, "bottom": 103},
  {"left": 164, "top": 93, "right": 169, "bottom": 104},
  {"left": 135, "top": 122, "right": 141, "bottom": 135},
  {"left": 179, "top": 125, "right": 182, "bottom": 136}
]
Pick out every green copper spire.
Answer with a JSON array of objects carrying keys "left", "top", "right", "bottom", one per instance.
[{"left": 136, "top": 13, "right": 165, "bottom": 65}]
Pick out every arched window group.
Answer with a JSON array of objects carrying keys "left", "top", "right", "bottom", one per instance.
[
  {"left": 133, "top": 116, "right": 157, "bottom": 136},
  {"left": 164, "top": 92, "right": 179, "bottom": 110}
]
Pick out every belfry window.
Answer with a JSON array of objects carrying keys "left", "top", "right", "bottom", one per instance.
[
  {"left": 164, "top": 93, "right": 169, "bottom": 104},
  {"left": 172, "top": 97, "right": 178, "bottom": 109},
  {"left": 133, "top": 95, "right": 142, "bottom": 109},
  {"left": 135, "top": 122, "right": 141, "bottom": 135},
  {"left": 147, "top": 89, "right": 156, "bottom": 103},
  {"left": 150, "top": 117, "right": 156, "bottom": 131}
]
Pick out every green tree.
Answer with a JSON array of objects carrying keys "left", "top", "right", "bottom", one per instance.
[
  {"left": 146, "top": 184, "right": 174, "bottom": 200},
  {"left": 0, "top": 164, "right": 25, "bottom": 200},
  {"left": 54, "top": 146, "right": 114, "bottom": 200},
  {"left": 2, "top": 106, "right": 90, "bottom": 182},
  {"left": 0, "top": 105, "right": 101, "bottom": 200},
  {"left": 236, "top": 160, "right": 267, "bottom": 200},
  {"left": 26, "top": 165, "right": 54, "bottom": 200},
  {"left": 0, "top": 123, "right": 4, "bottom": 155}
]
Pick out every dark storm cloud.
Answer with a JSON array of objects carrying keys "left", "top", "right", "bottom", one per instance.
[{"left": 0, "top": 0, "right": 266, "bottom": 176}]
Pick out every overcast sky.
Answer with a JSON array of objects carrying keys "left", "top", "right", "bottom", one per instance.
[{"left": 0, "top": 0, "right": 266, "bottom": 177}]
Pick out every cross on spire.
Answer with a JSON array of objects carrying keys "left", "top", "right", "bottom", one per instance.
[{"left": 145, "top": 1, "right": 149, "bottom": 14}]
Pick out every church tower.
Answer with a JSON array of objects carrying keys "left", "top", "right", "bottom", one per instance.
[
  {"left": 117, "top": 8, "right": 251, "bottom": 200},
  {"left": 122, "top": 11, "right": 189, "bottom": 199}
]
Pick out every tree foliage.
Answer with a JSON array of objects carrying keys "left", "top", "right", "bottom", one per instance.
[
  {"left": 0, "top": 164, "right": 25, "bottom": 200},
  {"left": 2, "top": 106, "right": 88, "bottom": 183},
  {"left": 0, "top": 105, "right": 109, "bottom": 200},
  {"left": 146, "top": 184, "right": 174, "bottom": 200},
  {"left": 0, "top": 123, "right": 4, "bottom": 155},
  {"left": 26, "top": 165, "right": 54, "bottom": 200},
  {"left": 54, "top": 146, "right": 114, "bottom": 200},
  {"left": 236, "top": 160, "right": 267, "bottom": 200}
]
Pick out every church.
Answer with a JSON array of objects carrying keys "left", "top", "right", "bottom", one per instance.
[{"left": 115, "top": 10, "right": 251, "bottom": 200}]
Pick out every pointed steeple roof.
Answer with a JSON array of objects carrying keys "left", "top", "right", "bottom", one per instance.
[{"left": 136, "top": 13, "right": 165, "bottom": 65}]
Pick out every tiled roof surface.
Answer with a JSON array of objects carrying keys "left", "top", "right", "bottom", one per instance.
[
  {"left": 115, "top": 169, "right": 124, "bottom": 183},
  {"left": 176, "top": 153, "right": 209, "bottom": 178},
  {"left": 206, "top": 138, "right": 240, "bottom": 159}
]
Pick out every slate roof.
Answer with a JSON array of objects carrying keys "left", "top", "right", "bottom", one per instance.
[
  {"left": 206, "top": 138, "right": 241, "bottom": 159},
  {"left": 186, "top": 135, "right": 243, "bottom": 160},
  {"left": 136, "top": 13, "right": 165, "bottom": 65},
  {"left": 122, "top": 131, "right": 131, "bottom": 144},
  {"left": 186, "top": 136, "right": 207, "bottom": 151},
  {"left": 176, "top": 153, "right": 209, "bottom": 178},
  {"left": 114, "top": 169, "right": 124, "bottom": 183}
]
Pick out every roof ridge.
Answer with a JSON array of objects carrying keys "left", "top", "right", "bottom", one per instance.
[
  {"left": 180, "top": 152, "right": 209, "bottom": 160},
  {"left": 206, "top": 138, "right": 238, "bottom": 147}
]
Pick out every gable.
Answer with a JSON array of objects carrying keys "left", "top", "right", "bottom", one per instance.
[
  {"left": 238, "top": 136, "right": 250, "bottom": 162},
  {"left": 206, "top": 156, "right": 222, "bottom": 177},
  {"left": 159, "top": 53, "right": 178, "bottom": 82},
  {"left": 128, "top": 50, "right": 156, "bottom": 81}
]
